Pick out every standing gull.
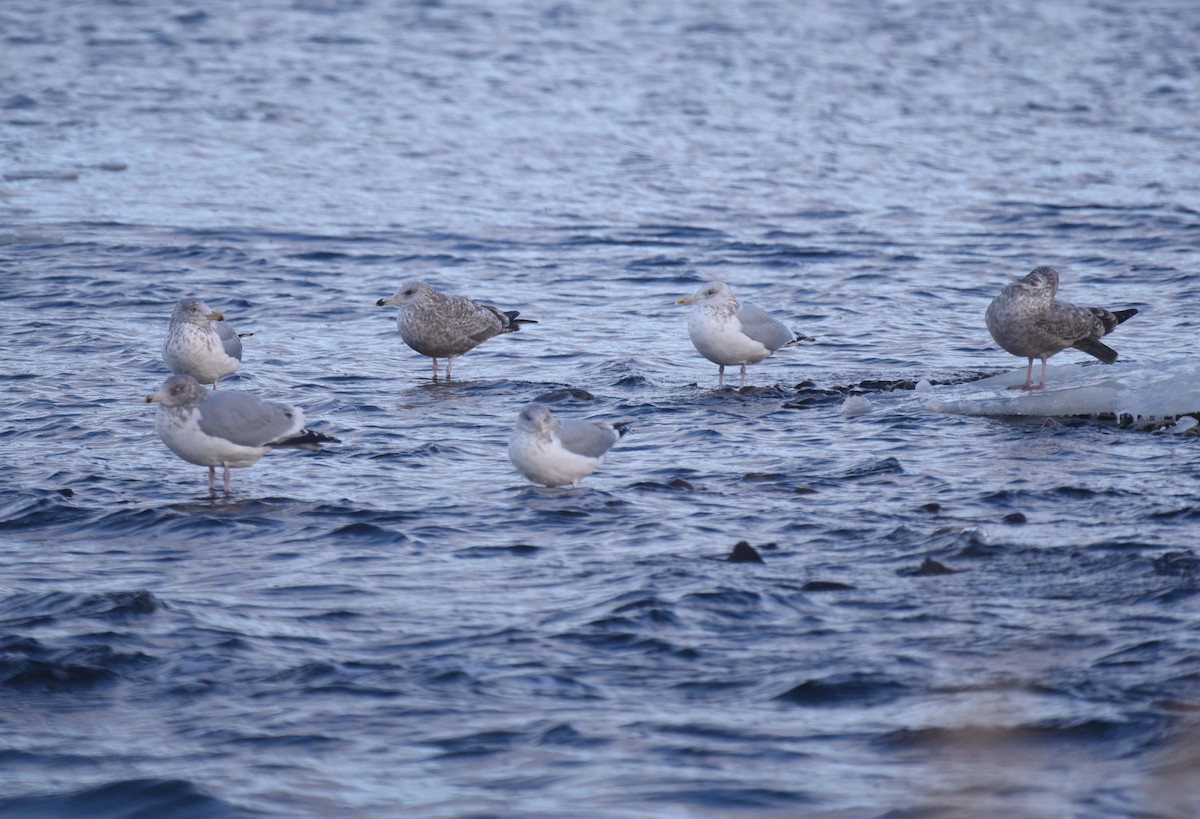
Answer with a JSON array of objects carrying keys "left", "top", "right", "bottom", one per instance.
[
  {"left": 508, "top": 403, "right": 631, "bottom": 487},
  {"left": 162, "top": 297, "right": 251, "bottom": 389},
  {"left": 676, "top": 281, "right": 806, "bottom": 388},
  {"left": 985, "top": 266, "right": 1138, "bottom": 391},
  {"left": 376, "top": 282, "right": 536, "bottom": 381},
  {"left": 145, "top": 374, "right": 338, "bottom": 494}
]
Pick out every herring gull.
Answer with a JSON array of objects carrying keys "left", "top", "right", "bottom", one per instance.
[
  {"left": 985, "top": 266, "right": 1138, "bottom": 391},
  {"left": 508, "top": 403, "right": 630, "bottom": 487},
  {"left": 145, "top": 374, "right": 338, "bottom": 494},
  {"left": 376, "top": 282, "right": 536, "bottom": 381},
  {"left": 162, "top": 297, "right": 251, "bottom": 388},
  {"left": 676, "top": 281, "right": 806, "bottom": 388}
]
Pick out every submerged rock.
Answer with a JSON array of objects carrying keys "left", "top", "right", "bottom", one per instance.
[
  {"left": 900, "top": 558, "right": 955, "bottom": 576},
  {"left": 802, "top": 580, "right": 855, "bottom": 591},
  {"left": 727, "top": 541, "right": 764, "bottom": 564}
]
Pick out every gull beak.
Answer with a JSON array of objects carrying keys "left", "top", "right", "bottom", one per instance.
[
  {"left": 676, "top": 295, "right": 696, "bottom": 305},
  {"left": 206, "top": 311, "right": 225, "bottom": 321},
  {"left": 145, "top": 391, "right": 165, "bottom": 404},
  {"left": 376, "top": 296, "right": 395, "bottom": 307}
]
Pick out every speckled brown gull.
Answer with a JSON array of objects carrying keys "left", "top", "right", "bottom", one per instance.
[
  {"left": 145, "top": 374, "right": 338, "bottom": 495},
  {"left": 162, "top": 297, "right": 251, "bottom": 389},
  {"left": 376, "top": 281, "right": 536, "bottom": 381},
  {"left": 985, "top": 266, "right": 1138, "bottom": 390}
]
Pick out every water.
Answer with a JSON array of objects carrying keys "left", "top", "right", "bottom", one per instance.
[{"left": 2, "top": 0, "right": 1199, "bottom": 816}]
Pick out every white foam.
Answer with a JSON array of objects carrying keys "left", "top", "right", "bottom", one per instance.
[{"left": 841, "top": 395, "right": 875, "bottom": 417}]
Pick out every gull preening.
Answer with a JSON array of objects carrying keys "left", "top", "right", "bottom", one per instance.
[
  {"left": 145, "top": 374, "right": 338, "bottom": 494},
  {"left": 162, "top": 297, "right": 251, "bottom": 389},
  {"left": 376, "top": 281, "right": 536, "bottom": 381},
  {"left": 676, "top": 281, "right": 807, "bottom": 388},
  {"left": 985, "top": 266, "right": 1138, "bottom": 391},
  {"left": 508, "top": 403, "right": 631, "bottom": 487}
]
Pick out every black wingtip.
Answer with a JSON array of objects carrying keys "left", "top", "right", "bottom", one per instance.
[
  {"left": 1113, "top": 308, "right": 1138, "bottom": 325},
  {"left": 273, "top": 429, "right": 340, "bottom": 450},
  {"left": 1073, "top": 338, "right": 1119, "bottom": 364},
  {"left": 502, "top": 310, "right": 538, "bottom": 329},
  {"left": 612, "top": 421, "right": 633, "bottom": 439}
]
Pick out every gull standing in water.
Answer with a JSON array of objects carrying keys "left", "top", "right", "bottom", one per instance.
[
  {"left": 508, "top": 403, "right": 631, "bottom": 487},
  {"left": 676, "top": 281, "right": 807, "bottom": 388},
  {"left": 145, "top": 374, "right": 338, "bottom": 494},
  {"left": 376, "top": 282, "right": 536, "bottom": 381},
  {"left": 985, "top": 266, "right": 1138, "bottom": 391},
  {"left": 162, "top": 297, "right": 251, "bottom": 388}
]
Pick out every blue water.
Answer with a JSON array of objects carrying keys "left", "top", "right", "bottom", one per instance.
[{"left": 2, "top": 0, "right": 1199, "bottom": 816}]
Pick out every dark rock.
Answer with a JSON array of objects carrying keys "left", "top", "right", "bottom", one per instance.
[
  {"left": 900, "top": 558, "right": 955, "bottom": 576},
  {"left": 727, "top": 541, "right": 764, "bottom": 564},
  {"left": 1153, "top": 550, "right": 1199, "bottom": 576},
  {"left": 667, "top": 478, "right": 695, "bottom": 490},
  {"left": 1003, "top": 511, "right": 1027, "bottom": 524},
  {"left": 802, "top": 581, "right": 855, "bottom": 591},
  {"left": 921, "top": 502, "right": 941, "bottom": 513},
  {"left": 533, "top": 388, "right": 594, "bottom": 403}
]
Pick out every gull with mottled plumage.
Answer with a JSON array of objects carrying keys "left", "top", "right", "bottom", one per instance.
[
  {"left": 985, "top": 266, "right": 1138, "bottom": 391},
  {"left": 676, "top": 281, "right": 807, "bottom": 388},
  {"left": 162, "top": 297, "right": 251, "bottom": 388},
  {"left": 376, "top": 281, "right": 536, "bottom": 381},
  {"left": 145, "top": 374, "right": 338, "bottom": 494},
  {"left": 508, "top": 403, "right": 631, "bottom": 487}
]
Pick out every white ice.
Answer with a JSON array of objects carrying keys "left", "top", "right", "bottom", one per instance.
[{"left": 925, "top": 358, "right": 1200, "bottom": 424}]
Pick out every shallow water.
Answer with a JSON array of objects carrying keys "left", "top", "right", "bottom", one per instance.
[{"left": 2, "top": 0, "right": 1199, "bottom": 816}]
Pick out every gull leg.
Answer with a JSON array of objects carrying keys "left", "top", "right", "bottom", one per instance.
[
  {"left": 1036, "top": 355, "right": 1049, "bottom": 390},
  {"left": 446, "top": 357, "right": 453, "bottom": 381},
  {"left": 739, "top": 364, "right": 747, "bottom": 388},
  {"left": 718, "top": 365, "right": 724, "bottom": 387},
  {"left": 431, "top": 357, "right": 439, "bottom": 382},
  {"left": 1009, "top": 357, "right": 1035, "bottom": 391},
  {"left": 208, "top": 466, "right": 216, "bottom": 495},
  {"left": 223, "top": 465, "right": 232, "bottom": 494}
]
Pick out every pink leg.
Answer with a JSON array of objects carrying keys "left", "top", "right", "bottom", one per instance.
[
  {"left": 431, "top": 357, "right": 439, "bottom": 382},
  {"left": 208, "top": 466, "right": 216, "bottom": 494},
  {"left": 739, "top": 364, "right": 747, "bottom": 388},
  {"left": 446, "top": 357, "right": 454, "bottom": 380},
  {"left": 223, "top": 465, "right": 232, "bottom": 494},
  {"left": 717, "top": 364, "right": 725, "bottom": 387},
  {"left": 1008, "top": 358, "right": 1036, "bottom": 391},
  {"left": 1036, "top": 355, "right": 1049, "bottom": 390}
]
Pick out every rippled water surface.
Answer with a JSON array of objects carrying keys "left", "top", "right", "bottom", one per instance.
[{"left": 3, "top": 1, "right": 1200, "bottom": 816}]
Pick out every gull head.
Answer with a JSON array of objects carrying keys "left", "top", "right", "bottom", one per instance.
[
  {"left": 145, "top": 374, "right": 208, "bottom": 407},
  {"left": 516, "top": 403, "right": 557, "bottom": 436},
  {"left": 1019, "top": 266, "right": 1059, "bottom": 295},
  {"left": 676, "top": 281, "right": 736, "bottom": 307},
  {"left": 377, "top": 281, "right": 436, "bottom": 308},
  {"left": 173, "top": 297, "right": 224, "bottom": 324}
]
